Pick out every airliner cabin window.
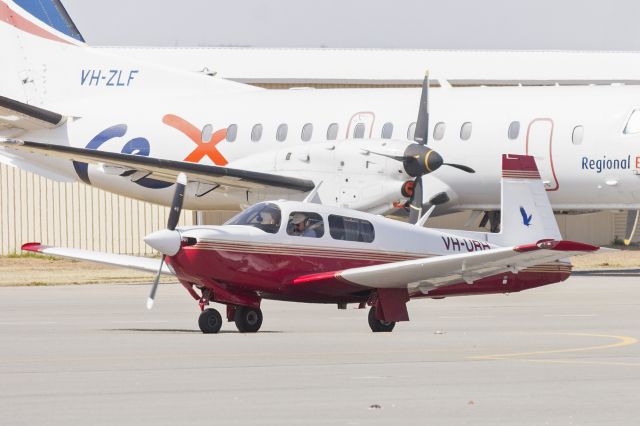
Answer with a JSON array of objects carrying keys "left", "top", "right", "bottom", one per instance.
[
  {"left": 353, "top": 123, "right": 366, "bottom": 139},
  {"left": 433, "top": 122, "right": 446, "bottom": 140},
  {"left": 572, "top": 125, "right": 584, "bottom": 145},
  {"left": 201, "top": 124, "right": 213, "bottom": 142},
  {"left": 460, "top": 122, "right": 472, "bottom": 140},
  {"left": 407, "top": 122, "right": 416, "bottom": 140},
  {"left": 276, "top": 124, "right": 288, "bottom": 142},
  {"left": 328, "top": 215, "right": 375, "bottom": 243},
  {"left": 251, "top": 124, "right": 263, "bottom": 142},
  {"left": 327, "top": 123, "right": 339, "bottom": 140},
  {"left": 286, "top": 212, "right": 324, "bottom": 238},
  {"left": 508, "top": 121, "right": 520, "bottom": 140},
  {"left": 225, "top": 202, "right": 281, "bottom": 234},
  {"left": 226, "top": 124, "right": 237, "bottom": 142},
  {"left": 302, "top": 123, "right": 313, "bottom": 141},
  {"left": 624, "top": 109, "right": 640, "bottom": 134},
  {"left": 381, "top": 122, "right": 393, "bottom": 139}
]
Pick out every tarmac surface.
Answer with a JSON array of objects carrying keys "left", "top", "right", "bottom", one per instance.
[{"left": 0, "top": 276, "right": 638, "bottom": 425}]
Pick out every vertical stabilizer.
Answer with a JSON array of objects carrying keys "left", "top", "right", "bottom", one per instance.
[{"left": 497, "top": 154, "right": 562, "bottom": 245}]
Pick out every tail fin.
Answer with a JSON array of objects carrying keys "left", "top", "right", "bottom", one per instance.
[
  {"left": 497, "top": 154, "right": 561, "bottom": 245},
  {"left": 8, "top": 0, "right": 84, "bottom": 44},
  {"left": 0, "top": 0, "right": 256, "bottom": 108}
]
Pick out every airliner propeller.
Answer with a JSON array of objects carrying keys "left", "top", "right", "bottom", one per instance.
[
  {"left": 144, "top": 172, "right": 187, "bottom": 309},
  {"left": 375, "top": 71, "right": 474, "bottom": 223}
]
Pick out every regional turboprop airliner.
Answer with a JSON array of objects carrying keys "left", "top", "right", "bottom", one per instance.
[{"left": 2, "top": 0, "right": 640, "bottom": 236}]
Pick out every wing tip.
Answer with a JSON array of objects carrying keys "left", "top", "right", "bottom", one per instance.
[{"left": 21, "top": 242, "right": 45, "bottom": 252}]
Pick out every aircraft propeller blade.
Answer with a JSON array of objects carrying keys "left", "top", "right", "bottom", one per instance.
[
  {"left": 147, "top": 254, "right": 166, "bottom": 310},
  {"left": 413, "top": 70, "right": 430, "bottom": 145},
  {"left": 443, "top": 163, "right": 475, "bottom": 173},
  {"left": 408, "top": 176, "right": 423, "bottom": 225},
  {"left": 167, "top": 173, "right": 187, "bottom": 231}
]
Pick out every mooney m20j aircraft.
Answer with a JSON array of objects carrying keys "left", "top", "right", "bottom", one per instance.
[
  {"left": 23, "top": 155, "right": 600, "bottom": 333},
  {"left": 2, "top": 0, "right": 640, "bottom": 235}
]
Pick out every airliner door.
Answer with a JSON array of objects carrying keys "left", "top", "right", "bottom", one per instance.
[
  {"left": 526, "top": 118, "right": 559, "bottom": 191},
  {"left": 346, "top": 112, "right": 375, "bottom": 139}
]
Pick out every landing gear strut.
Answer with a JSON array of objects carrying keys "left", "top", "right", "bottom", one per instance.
[
  {"left": 234, "top": 306, "right": 263, "bottom": 333},
  {"left": 368, "top": 307, "right": 395, "bottom": 333},
  {"left": 198, "top": 308, "right": 223, "bottom": 334}
]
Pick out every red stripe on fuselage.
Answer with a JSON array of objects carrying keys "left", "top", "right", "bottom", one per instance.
[{"left": 0, "top": 1, "right": 73, "bottom": 45}]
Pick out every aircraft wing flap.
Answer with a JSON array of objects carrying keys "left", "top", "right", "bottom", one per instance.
[
  {"left": 0, "top": 96, "right": 65, "bottom": 131},
  {"left": 21, "top": 242, "right": 174, "bottom": 275},
  {"left": 295, "top": 240, "right": 599, "bottom": 290},
  {"left": 0, "top": 139, "right": 316, "bottom": 193}
]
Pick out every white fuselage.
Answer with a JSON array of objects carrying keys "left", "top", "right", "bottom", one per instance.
[{"left": 8, "top": 84, "right": 640, "bottom": 213}]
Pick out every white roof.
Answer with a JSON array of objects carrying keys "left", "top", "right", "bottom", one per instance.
[{"left": 98, "top": 47, "right": 640, "bottom": 85}]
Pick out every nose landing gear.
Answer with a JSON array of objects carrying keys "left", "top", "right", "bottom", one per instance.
[{"left": 198, "top": 308, "right": 223, "bottom": 334}]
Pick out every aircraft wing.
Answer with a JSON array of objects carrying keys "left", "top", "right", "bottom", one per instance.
[
  {"left": 21, "top": 243, "right": 174, "bottom": 275},
  {"left": 294, "top": 240, "right": 599, "bottom": 290},
  {"left": 0, "top": 96, "right": 65, "bottom": 131},
  {"left": 0, "top": 139, "right": 316, "bottom": 192}
]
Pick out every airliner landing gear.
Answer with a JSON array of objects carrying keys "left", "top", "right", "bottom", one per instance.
[
  {"left": 198, "top": 308, "right": 223, "bottom": 334},
  {"left": 234, "top": 306, "right": 263, "bottom": 333},
  {"left": 368, "top": 307, "right": 396, "bottom": 332}
]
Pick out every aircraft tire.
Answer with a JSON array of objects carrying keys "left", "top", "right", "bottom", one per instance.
[
  {"left": 368, "top": 307, "right": 396, "bottom": 332},
  {"left": 198, "top": 308, "right": 223, "bottom": 334},
  {"left": 234, "top": 306, "right": 263, "bottom": 333}
]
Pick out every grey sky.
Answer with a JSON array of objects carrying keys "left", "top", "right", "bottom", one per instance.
[{"left": 63, "top": 0, "right": 640, "bottom": 50}]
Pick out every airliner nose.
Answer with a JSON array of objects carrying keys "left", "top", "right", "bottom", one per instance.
[{"left": 144, "top": 229, "right": 182, "bottom": 256}]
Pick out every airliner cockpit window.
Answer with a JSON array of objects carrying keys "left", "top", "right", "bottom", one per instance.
[
  {"left": 624, "top": 109, "right": 640, "bottom": 134},
  {"left": 225, "top": 203, "right": 282, "bottom": 234}
]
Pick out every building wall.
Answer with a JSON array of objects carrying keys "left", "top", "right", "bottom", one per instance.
[
  {"left": 0, "top": 164, "right": 194, "bottom": 256},
  {"left": 0, "top": 163, "right": 627, "bottom": 256}
]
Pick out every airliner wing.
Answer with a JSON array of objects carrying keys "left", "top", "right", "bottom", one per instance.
[
  {"left": 0, "top": 139, "right": 316, "bottom": 192},
  {"left": 294, "top": 240, "right": 599, "bottom": 290},
  {"left": 21, "top": 243, "right": 174, "bottom": 275},
  {"left": 0, "top": 96, "right": 65, "bottom": 131}
]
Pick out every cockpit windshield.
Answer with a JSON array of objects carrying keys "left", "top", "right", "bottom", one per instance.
[
  {"left": 225, "top": 202, "right": 282, "bottom": 234},
  {"left": 624, "top": 109, "right": 640, "bottom": 134}
]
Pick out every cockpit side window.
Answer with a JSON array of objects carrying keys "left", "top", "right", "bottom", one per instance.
[
  {"left": 286, "top": 212, "right": 324, "bottom": 238},
  {"left": 328, "top": 215, "right": 375, "bottom": 243},
  {"left": 225, "top": 203, "right": 281, "bottom": 234},
  {"left": 624, "top": 109, "right": 640, "bottom": 134}
]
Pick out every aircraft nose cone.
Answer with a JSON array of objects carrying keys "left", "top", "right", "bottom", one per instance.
[{"left": 144, "top": 229, "right": 182, "bottom": 256}]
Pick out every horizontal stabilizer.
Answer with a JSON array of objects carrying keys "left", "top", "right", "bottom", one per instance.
[
  {"left": 21, "top": 242, "right": 174, "bottom": 275},
  {"left": 0, "top": 95, "right": 65, "bottom": 130},
  {"left": 0, "top": 139, "right": 316, "bottom": 193}
]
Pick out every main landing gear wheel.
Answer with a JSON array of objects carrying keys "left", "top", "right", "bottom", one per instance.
[
  {"left": 199, "top": 308, "right": 223, "bottom": 334},
  {"left": 368, "top": 307, "right": 396, "bottom": 333},
  {"left": 234, "top": 306, "right": 263, "bottom": 333}
]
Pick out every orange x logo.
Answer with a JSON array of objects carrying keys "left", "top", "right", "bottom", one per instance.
[{"left": 162, "top": 114, "right": 228, "bottom": 165}]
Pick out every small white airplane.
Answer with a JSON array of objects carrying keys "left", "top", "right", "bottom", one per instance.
[
  {"left": 2, "top": 0, "right": 640, "bottom": 236},
  {"left": 21, "top": 154, "right": 601, "bottom": 333}
]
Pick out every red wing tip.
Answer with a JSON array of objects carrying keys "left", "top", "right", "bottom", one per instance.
[
  {"left": 21, "top": 242, "right": 45, "bottom": 252},
  {"left": 515, "top": 240, "right": 600, "bottom": 253}
]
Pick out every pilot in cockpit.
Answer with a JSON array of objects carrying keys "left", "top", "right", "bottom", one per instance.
[{"left": 289, "top": 213, "right": 317, "bottom": 237}]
